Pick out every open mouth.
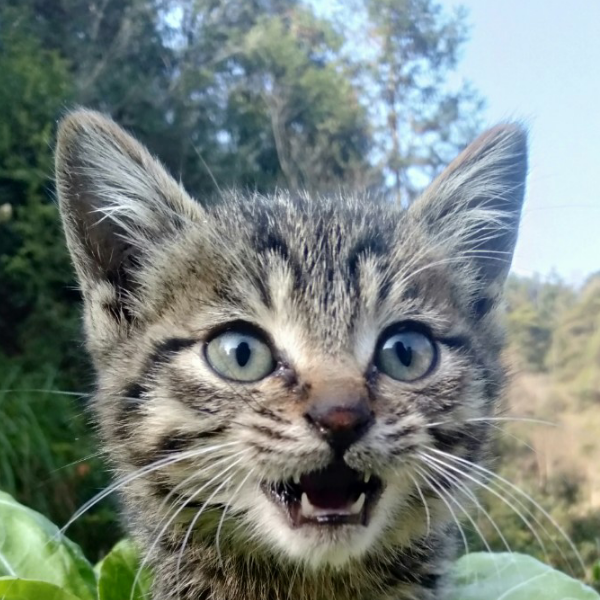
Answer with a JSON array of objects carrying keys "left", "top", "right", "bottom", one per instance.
[{"left": 266, "top": 462, "right": 384, "bottom": 527}]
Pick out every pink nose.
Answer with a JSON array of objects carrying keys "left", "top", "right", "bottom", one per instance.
[{"left": 305, "top": 396, "right": 374, "bottom": 455}]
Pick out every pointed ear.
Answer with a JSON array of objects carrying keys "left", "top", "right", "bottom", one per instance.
[
  {"left": 409, "top": 124, "right": 528, "bottom": 292},
  {"left": 55, "top": 110, "right": 204, "bottom": 300}
]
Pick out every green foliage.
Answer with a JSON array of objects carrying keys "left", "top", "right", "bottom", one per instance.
[
  {"left": 507, "top": 302, "right": 553, "bottom": 372},
  {"left": 0, "top": 491, "right": 96, "bottom": 600},
  {"left": 96, "top": 541, "right": 153, "bottom": 600},
  {"left": 0, "top": 0, "right": 597, "bottom": 591},
  {"left": 235, "top": 9, "right": 375, "bottom": 192},
  {"left": 505, "top": 274, "right": 576, "bottom": 372},
  {"left": 0, "top": 4, "right": 80, "bottom": 372},
  {"left": 0, "top": 366, "right": 121, "bottom": 561},
  {"left": 0, "top": 0, "right": 486, "bottom": 557},
  {"left": 337, "top": 0, "right": 484, "bottom": 202},
  {"left": 451, "top": 552, "right": 600, "bottom": 600},
  {"left": 1, "top": 490, "right": 598, "bottom": 600},
  {"left": 465, "top": 421, "right": 600, "bottom": 587},
  {"left": 0, "top": 492, "right": 151, "bottom": 600},
  {"left": 0, "top": 4, "right": 115, "bottom": 556},
  {"left": 0, "top": 580, "right": 82, "bottom": 600},
  {"left": 456, "top": 273, "right": 600, "bottom": 586},
  {"left": 505, "top": 272, "right": 600, "bottom": 399},
  {"left": 547, "top": 274, "right": 600, "bottom": 402}
]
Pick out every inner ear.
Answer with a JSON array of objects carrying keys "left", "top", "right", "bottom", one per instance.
[
  {"left": 410, "top": 124, "right": 528, "bottom": 291},
  {"left": 63, "top": 172, "right": 140, "bottom": 283},
  {"left": 56, "top": 109, "right": 204, "bottom": 299}
]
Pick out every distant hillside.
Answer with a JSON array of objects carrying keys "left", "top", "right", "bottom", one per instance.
[{"left": 471, "top": 273, "right": 600, "bottom": 586}]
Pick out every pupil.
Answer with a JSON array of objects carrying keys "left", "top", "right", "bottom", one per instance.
[
  {"left": 394, "top": 340, "right": 412, "bottom": 367},
  {"left": 236, "top": 341, "right": 252, "bottom": 367}
]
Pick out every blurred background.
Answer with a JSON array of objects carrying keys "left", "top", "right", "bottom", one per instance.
[{"left": 0, "top": 0, "right": 598, "bottom": 588}]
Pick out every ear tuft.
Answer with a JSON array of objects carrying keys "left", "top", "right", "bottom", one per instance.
[
  {"left": 410, "top": 123, "right": 528, "bottom": 290},
  {"left": 56, "top": 109, "right": 203, "bottom": 294}
]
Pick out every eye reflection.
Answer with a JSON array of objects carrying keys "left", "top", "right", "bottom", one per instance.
[
  {"left": 376, "top": 328, "right": 437, "bottom": 382},
  {"left": 205, "top": 329, "right": 275, "bottom": 382}
]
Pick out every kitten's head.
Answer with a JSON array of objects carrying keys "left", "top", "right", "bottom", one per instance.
[{"left": 56, "top": 111, "right": 527, "bottom": 570}]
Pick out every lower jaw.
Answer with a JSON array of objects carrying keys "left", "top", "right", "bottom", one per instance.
[
  {"left": 287, "top": 499, "right": 371, "bottom": 529},
  {"left": 265, "top": 489, "right": 382, "bottom": 530},
  {"left": 261, "top": 463, "right": 385, "bottom": 536},
  {"left": 258, "top": 510, "right": 384, "bottom": 571}
]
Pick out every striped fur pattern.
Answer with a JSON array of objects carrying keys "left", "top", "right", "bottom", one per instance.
[{"left": 56, "top": 110, "right": 527, "bottom": 600}]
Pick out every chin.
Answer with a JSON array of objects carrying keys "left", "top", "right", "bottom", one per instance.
[{"left": 241, "top": 461, "right": 404, "bottom": 570}]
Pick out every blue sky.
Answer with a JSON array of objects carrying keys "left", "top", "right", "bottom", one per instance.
[{"left": 441, "top": 0, "right": 600, "bottom": 283}]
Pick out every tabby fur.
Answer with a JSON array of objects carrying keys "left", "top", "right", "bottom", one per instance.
[{"left": 56, "top": 110, "right": 527, "bottom": 600}]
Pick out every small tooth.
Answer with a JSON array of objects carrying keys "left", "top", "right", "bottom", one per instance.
[
  {"left": 301, "top": 493, "right": 316, "bottom": 516},
  {"left": 364, "top": 472, "right": 372, "bottom": 483},
  {"left": 349, "top": 493, "right": 366, "bottom": 515},
  {"left": 293, "top": 474, "right": 300, "bottom": 485}
]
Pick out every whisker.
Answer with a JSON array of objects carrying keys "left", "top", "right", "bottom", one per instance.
[
  {"left": 413, "top": 465, "right": 470, "bottom": 557},
  {"left": 465, "top": 417, "right": 557, "bottom": 427},
  {"left": 421, "top": 451, "right": 551, "bottom": 562},
  {"left": 419, "top": 457, "right": 514, "bottom": 585},
  {"left": 192, "top": 143, "right": 222, "bottom": 196},
  {"left": 418, "top": 455, "right": 512, "bottom": 553},
  {"left": 49, "top": 450, "right": 106, "bottom": 474},
  {"left": 176, "top": 468, "right": 242, "bottom": 599},
  {"left": 419, "top": 460, "right": 494, "bottom": 557},
  {"left": 426, "top": 449, "right": 583, "bottom": 574},
  {"left": 426, "top": 416, "right": 558, "bottom": 429},
  {"left": 61, "top": 441, "right": 241, "bottom": 535},
  {"left": 406, "top": 471, "right": 432, "bottom": 536},
  {"left": 0, "top": 389, "right": 92, "bottom": 398},
  {"left": 129, "top": 450, "right": 247, "bottom": 600},
  {"left": 286, "top": 542, "right": 303, "bottom": 600},
  {"left": 215, "top": 468, "right": 256, "bottom": 568},
  {"left": 393, "top": 256, "right": 474, "bottom": 292},
  {"left": 486, "top": 422, "right": 537, "bottom": 453}
]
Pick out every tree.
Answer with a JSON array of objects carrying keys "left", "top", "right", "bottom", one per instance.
[
  {"left": 0, "top": 4, "right": 121, "bottom": 559},
  {"left": 0, "top": 5, "right": 79, "bottom": 372},
  {"left": 161, "top": 0, "right": 376, "bottom": 194},
  {"left": 548, "top": 274, "right": 600, "bottom": 403},
  {"left": 232, "top": 8, "right": 376, "bottom": 192},
  {"left": 328, "top": 0, "right": 483, "bottom": 203},
  {"left": 504, "top": 274, "right": 575, "bottom": 372},
  {"left": 0, "top": 0, "right": 486, "bottom": 558}
]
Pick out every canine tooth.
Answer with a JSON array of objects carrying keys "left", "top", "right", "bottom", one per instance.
[
  {"left": 301, "top": 493, "right": 316, "bottom": 516},
  {"left": 349, "top": 493, "right": 366, "bottom": 515},
  {"left": 293, "top": 474, "right": 300, "bottom": 485},
  {"left": 364, "top": 472, "right": 372, "bottom": 483}
]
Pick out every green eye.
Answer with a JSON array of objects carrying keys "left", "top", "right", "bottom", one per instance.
[
  {"left": 376, "top": 328, "right": 437, "bottom": 382},
  {"left": 205, "top": 329, "right": 275, "bottom": 382}
]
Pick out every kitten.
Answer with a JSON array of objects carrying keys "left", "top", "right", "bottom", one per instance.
[{"left": 56, "top": 110, "right": 527, "bottom": 600}]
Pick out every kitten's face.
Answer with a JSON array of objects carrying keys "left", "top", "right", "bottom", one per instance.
[
  {"left": 108, "top": 199, "right": 496, "bottom": 568},
  {"left": 56, "top": 112, "right": 527, "bottom": 571}
]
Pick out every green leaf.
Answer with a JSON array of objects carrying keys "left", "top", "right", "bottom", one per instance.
[
  {"left": 0, "top": 578, "right": 83, "bottom": 600},
  {"left": 450, "top": 552, "right": 600, "bottom": 600},
  {"left": 0, "top": 491, "right": 96, "bottom": 600},
  {"left": 97, "top": 540, "right": 153, "bottom": 600}
]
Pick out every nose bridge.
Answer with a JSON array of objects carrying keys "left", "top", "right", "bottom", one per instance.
[
  {"left": 304, "top": 375, "right": 374, "bottom": 454},
  {"left": 309, "top": 375, "right": 368, "bottom": 410}
]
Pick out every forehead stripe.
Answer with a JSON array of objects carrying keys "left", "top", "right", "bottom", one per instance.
[{"left": 148, "top": 337, "right": 197, "bottom": 367}]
